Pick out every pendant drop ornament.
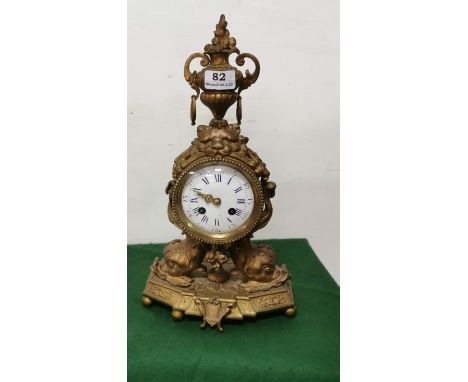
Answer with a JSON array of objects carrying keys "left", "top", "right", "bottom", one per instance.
[
  {"left": 142, "top": 15, "right": 296, "bottom": 330},
  {"left": 190, "top": 95, "right": 197, "bottom": 126},
  {"left": 236, "top": 95, "right": 242, "bottom": 125}
]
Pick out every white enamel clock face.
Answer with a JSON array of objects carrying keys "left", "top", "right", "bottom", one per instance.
[{"left": 180, "top": 164, "right": 255, "bottom": 234}]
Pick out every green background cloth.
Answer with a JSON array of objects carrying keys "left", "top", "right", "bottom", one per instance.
[{"left": 128, "top": 239, "right": 339, "bottom": 382}]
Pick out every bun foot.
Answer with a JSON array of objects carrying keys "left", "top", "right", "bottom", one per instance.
[
  {"left": 142, "top": 296, "right": 153, "bottom": 307},
  {"left": 284, "top": 307, "right": 297, "bottom": 318},
  {"left": 171, "top": 310, "right": 185, "bottom": 321}
]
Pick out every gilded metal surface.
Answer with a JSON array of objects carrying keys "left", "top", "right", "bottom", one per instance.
[
  {"left": 171, "top": 123, "right": 270, "bottom": 179},
  {"left": 142, "top": 15, "right": 295, "bottom": 330},
  {"left": 195, "top": 297, "right": 234, "bottom": 331},
  {"left": 183, "top": 14, "right": 259, "bottom": 125},
  {"left": 143, "top": 259, "right": 296, "bottom": 329}
]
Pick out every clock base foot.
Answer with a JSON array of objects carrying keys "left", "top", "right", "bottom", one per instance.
[
  {"left": 171, "top": 309, "right": 185, "bottom": 321},
  {"left": 142, "top": 296, "right": 153, "bottom": 307},
  {"left": 284, "top": 306, "right": 297, "bottom": 318},
  {"left": 143, "top": 258, "right": 295, "bottom": 331}
]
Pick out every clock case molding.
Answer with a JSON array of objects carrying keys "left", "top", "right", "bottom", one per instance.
[{"left": 142, "top": 15, "right": 296, "bottom": 330}]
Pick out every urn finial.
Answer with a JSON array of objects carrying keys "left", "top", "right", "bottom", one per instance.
[{"left": 203, "top": 14, "right": 239, "bottom": 54}]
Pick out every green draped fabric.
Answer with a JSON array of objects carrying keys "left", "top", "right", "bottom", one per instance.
[{"left": 128, "top": 238, "right": 339, "bottom": 382}]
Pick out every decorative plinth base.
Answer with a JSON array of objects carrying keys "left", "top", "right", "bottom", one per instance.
[{"left": 142, "top": 258, "right": 295, "bottom": 331}]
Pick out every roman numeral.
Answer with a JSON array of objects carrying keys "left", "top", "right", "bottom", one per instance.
[
  {"left": 201, "top": 177, "right": 209, "bottom": 184},
  {"left": 192, "top": 188, "right": 201, "bottom": 192},
  {"left": 201, "top": 215, "right": 208, "bottom": 223},
  {"left": 235, "top": 208, "right": 242, "bottom": 216},
  {"left": 234, "top": 186, "right": 242, "bottom": 193},
  {"left": 193, "top": 207, "right": 200, "bottom": 216},
  {"left": 237, "top": 198, "right": 245, "bottom": 204},
  {"left": 215, "top": 173, "right": 222, "bottom": 182},
  {"left": 227, "top": 177, "right": 233, "bottom": 185},
  {"left": 190, "top": 197, "right": 198, "bottom": 203},
  {"left": 214, "top": 219, "right": 219, "bottom": 226}
]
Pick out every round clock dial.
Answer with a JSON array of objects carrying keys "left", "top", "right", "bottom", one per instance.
[{"left": 172, "top": 159, "right": 263, "bottom": 244}]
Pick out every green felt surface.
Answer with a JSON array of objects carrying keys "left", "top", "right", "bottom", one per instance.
[{"left": 128, "top": 239, "right": 339, "bottom": 382}]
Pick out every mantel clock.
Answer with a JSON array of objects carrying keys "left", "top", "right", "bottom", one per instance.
[{"left": 142, "top": 15, "right": 296, "bottom": 331}]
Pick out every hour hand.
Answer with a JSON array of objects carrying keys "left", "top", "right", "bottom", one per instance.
[{"left": 196, "top": 191, "right": 221, "bottom": 206}]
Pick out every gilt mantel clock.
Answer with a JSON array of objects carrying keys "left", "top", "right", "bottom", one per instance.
[{"left": 142, "top": 15, "right": 296, "bottom": 331}]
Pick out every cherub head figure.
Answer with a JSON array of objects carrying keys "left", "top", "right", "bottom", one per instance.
[
  {"left": 162, "top": 239, "right": 199, "bottom": 277},
  {"left": 244, "top": 245, "right": 277, "bottom": 282}
]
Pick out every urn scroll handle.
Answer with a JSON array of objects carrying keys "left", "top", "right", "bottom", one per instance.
[
  {"left": 184, "top": 53, "right": 210, "bottom": 125},
  {"left": 235, "top": 52, "right": 260, "bottom": 124}
]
